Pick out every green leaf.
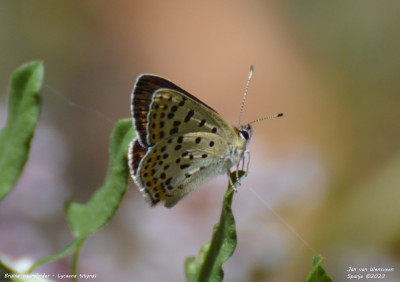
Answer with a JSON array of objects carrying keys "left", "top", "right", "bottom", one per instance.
[
  {"left": 66, "top": 118, "right": 134, "bottom": 237},
  {"left": 306, "top": 254, "right": 333, "bottom": 282},
  {"left": 185, "top": 171, "right": 245, "bottom": 282},
  {"left": 28, "top": 119, "right": 134, "bottom": 274},
  {"left": 0, "top": 61, "right": 44, "bottom": 202}
]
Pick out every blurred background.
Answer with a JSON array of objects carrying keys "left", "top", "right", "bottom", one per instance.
[{"left": 1, "top": 1, "right": 400, "bottom": 281}]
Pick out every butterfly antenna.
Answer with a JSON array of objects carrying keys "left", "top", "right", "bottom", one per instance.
[
  {"left": 238, "top": 65, "right": 254, "bottom": 126},
  {"left": 248, "top": 113, "right": 283, "bottom": 125}
]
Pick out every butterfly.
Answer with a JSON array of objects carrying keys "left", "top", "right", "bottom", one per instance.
[{"left": 128, "top": 66, "right": 282, "bottom": 208}]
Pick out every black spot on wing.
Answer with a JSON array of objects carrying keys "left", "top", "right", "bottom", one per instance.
[
  {"left": 180, "top": 164, "right": 190, "bottom": 169},
  {"left": 184, "top": 110, "right": 195, "bottom": 122}
]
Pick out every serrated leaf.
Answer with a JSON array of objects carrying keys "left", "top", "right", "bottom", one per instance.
[
  {"left": 0, "top": 61, "right": 44, "bottom": 201},
  {"left": 185, "top": 171, "right": 245, "bottom": 282},
  {"left": 306, "top": 254, "right": 333, "bottom": 282}
]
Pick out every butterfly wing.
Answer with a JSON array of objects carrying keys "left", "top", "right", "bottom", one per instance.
[
  {"left": 129, "top": 74, "right": 246, "bottom": 207},
  {"left": 129, "top": 132, "right": 236, "bottom": 207},
  {"left": 131, "top": 74, "right": 238, "bottom": 147}
]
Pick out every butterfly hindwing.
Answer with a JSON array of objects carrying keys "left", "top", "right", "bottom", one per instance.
[
  {"left": 128, "top": 139, "right": 148, "bottom": 175},
  {"left": 133, "top": 132, "right": 234, "bottom": 207}
]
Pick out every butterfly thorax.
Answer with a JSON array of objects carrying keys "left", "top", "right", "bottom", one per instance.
[{"left": 228, "top": 124, "right": 252, "bottom": 167}]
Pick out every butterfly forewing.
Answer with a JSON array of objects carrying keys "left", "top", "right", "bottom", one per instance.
[{"left": 132, "top": 75, "right": 237, "bottom": 147}]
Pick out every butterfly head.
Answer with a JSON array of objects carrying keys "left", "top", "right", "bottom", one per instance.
[{"left": 238, "top": 124, "right": 252, "bottom": 142}]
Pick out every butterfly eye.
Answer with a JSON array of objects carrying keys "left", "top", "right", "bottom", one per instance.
[
  {"left": 239, "top": 125, "right": 252, "bottom": 141},
  {"left": 239, "top": 130, "right": 250, "bottom": 140}
]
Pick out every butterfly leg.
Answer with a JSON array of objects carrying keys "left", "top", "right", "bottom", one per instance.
[
  {"left": 237, "top": 154, "right": 245, "bottom": 182},
  {"left": 235, "top": 166, "right": 241, "bottom": 187},
  {"left": 244, "top": 150, "right": 250, "bottom": 175},
  {"left": 226, "top": 160, "right": 238, "bottom": 192},
  {"left": 235, "top": 151, "right": 249, "bottom": 185}
]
